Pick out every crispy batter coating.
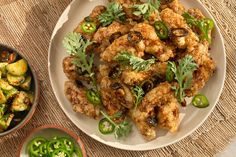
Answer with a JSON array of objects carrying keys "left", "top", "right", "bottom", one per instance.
[
  {"left": 131, "top": 82, "right": 179, "bottom": 140},
  {"left": 64, "top": 81, "right": 100, "bottom": 119},
  {"left": 121, "top": 62, "right": 167, "bottom": 86},
  {"left": 160, "top": 0, "right": 185, "bottom": 15},
  {"left": 62, "top": 56, "right": 89, "bottom": 81},
  {"left": 99, "top": 65, "right": 134, "bottom": 115}
]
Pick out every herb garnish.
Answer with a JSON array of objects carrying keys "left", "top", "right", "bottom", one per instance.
[
  {"left": 132, "top": 86, "right": 145, "bottom": 110},
  {"left": 133, "top": 0, "right": 160, "bottom": 20},
  {"left": 167, "top": 55, "right": 198, "bottom": 103},
  {"left": 114, "top": 52, "right": 155, "bottom": 71},
  {"left": 99, "top": 2, "right": 125, "bottom": 27},
  {"left": 63, "top": 32, "right": 101, "bottom": 104},
  {"left": 182, "top": 12, "right": 214, "bottom": 42},
  {"left": 100, "top": 111, "right": 132, "bottom": 139}
]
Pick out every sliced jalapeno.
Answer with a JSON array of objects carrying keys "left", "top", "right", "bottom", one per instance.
[
  {"left": 192, "top": 94, "right": 209, "bottom": 108},
  {"left": 51, "top": 148, "right": 71, "bottom": 157},
  {"left": 99, "top": 118, "right": 115, "bottom": 134},
  {"left": 28, "top": 137, "right": 47, "bottom": 156},
  {"left": 86, "top": 89, "right": 101, "bottom": 105},
  {"left": 60, "top": 137, "right": 74, "bottom": 154},
  {"left": 39, "top": 143, "right": 48, "bottom": 156},
  {"left": 81, "top": 22, "right": 97, "bottom": 34},
  {"left": 47, "top": 139, "right": 65, "bottom": 155},
  {"left": 154, "top": 21, "right": 169, "bottom": 40}
]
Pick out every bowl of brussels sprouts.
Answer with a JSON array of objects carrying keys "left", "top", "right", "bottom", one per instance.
[{"left": 0, "top": 44, "right": 39, "bottom": 136}]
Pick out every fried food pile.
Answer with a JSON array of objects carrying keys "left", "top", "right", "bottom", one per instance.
[{"left": 63, "top": 0, "right": 216, "bottom": 140}]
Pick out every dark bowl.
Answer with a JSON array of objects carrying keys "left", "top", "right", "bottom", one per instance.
[{"left": 0, "top": 43, "right": 39, "bottom": 136}]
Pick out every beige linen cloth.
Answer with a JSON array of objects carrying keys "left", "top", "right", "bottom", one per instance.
[{"left": 0, "top": 0, "right": 236, "bottom": 156}]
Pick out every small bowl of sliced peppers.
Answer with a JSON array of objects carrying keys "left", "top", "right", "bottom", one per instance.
[
  {"left": 18, "top": 124, "right": 87, "bottom": 157},
  {"left": 0, "top": 44, "right": 39, "bottom": 136}
]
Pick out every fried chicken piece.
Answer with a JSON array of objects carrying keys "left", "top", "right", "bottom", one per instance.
[
  {"left": 99, "top": 65, "right": 134, "bottom": 115},
  {"left": 74, "top": 6, "right": 106, "bottom": 40},
  {"left": 132, "top": 23, "right": 175, "bottom": 61},
  {"left": 161, "top": 8, "right": 199, "bottom": 49},
  {"left": 92, "top": 22, "right": 133, "bottom": 53},
  {"left": 64, "top": 81, "right": 100, "bottom": 119},
  {"left": 185, "top": 42, "right": 216, "bottom": 96},
  {"left": 160, "top": 0, "right": 185, "bottom": 15},
  {"left": 141, "top": 82, "right": 180, "bottom": 132},
  {"left": 130, "top": 108, "right": 157, "bottom": 141},
  {"left": 100, "top": 34, "right": 145, "bottom": 62},
  {"left": 188, "top": 8, "right": 205, "bottom": 20},
  {"left": 131, "top": 82, "right": 180, "bottom": 140},
  {"left": 62, "top": 56, "right": 89, "bottom": 81},
  {"left": 121, "top": 62, "right": 167, "bottom": 86}
]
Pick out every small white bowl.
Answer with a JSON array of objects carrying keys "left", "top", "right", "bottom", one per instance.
[{"left": 17, "top": 124, "right": 87, "bottom": 157}]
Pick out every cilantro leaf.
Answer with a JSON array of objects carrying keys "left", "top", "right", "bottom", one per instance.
[
  {"left": 63, "top": 32, "right": 94, "bottom": 77},
  {"left": 114, "top": 52, "right": 156, "bottom": 71},
  {"left": 132, "top": 86, "right": 145, "bottom": 110},
  {"left": 99, "top": 2, "right": 125, "bottom": 26},
  {"left": 133, "top": 0, "right": 160, "bottom": 20},
  {"left": 100, "top": 111, "right": 132, "bottom": 139},
  {"left": 167, "top": 55, "right": 198, "bottom": 103}
]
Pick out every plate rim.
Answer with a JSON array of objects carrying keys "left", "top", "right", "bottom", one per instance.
[{"left": 48, "top": 0, "right": 226, "bottom": 151}]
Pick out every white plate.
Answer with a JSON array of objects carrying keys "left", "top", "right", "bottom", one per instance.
[{"left": 48, "top": 0, "right": 226, "bottom": 150}]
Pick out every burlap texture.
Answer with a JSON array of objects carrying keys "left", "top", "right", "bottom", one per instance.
[{"left": 0, "top": 0, "right": 235, "bottom": 156}]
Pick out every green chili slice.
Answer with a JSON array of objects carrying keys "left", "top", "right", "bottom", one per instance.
[
  {"left": 192, "top": 94, "right": 209, "bottom": 108},
  {"left": 154, "top": 21, "right": 169, "bottom": 40},
  {"left": 51, "top": 148, "right": 71, "bottom": 157},
  {"left": 81, "top": 22, "right": 97, "bottom": 34},
  {"left": 86, "top": 89, "right": 101, "bottom": 105},
  {"left": 99, "top": 118, "right": 115, "bottom": 134},
  {"left": 60, "top": 137, "right": 75, "bottom": 154},
  {"left": 28, "top": 137, "right": 47, "bottom": 156},
  {"left": 47, "top": 139, "right": 65, "bottom": 155},
  {"left": 39, "top": 143, "right": 48, "bottom": 156}
]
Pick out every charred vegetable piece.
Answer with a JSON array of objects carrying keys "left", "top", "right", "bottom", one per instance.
[
  {"left": 6, "top": 59, "right": 28, "bottom": 76},
  {"left": 127, "top": 31, "right": 143, "bottom": 44},
  {"left": 0, "top": 104, "right": 7, "bottom": 118},
  {"left": 0, "top": 90, "right": 7, "bottom": 104},
  {"left": 141, "top": 80, "right": 154, "bottom": 93},
  {"left": 51, "top": 148, "right": 71, "bottom": 157},
  {"left": 11, "top": 91, "right": 31, "bottom": 112},
  {"left": 86, "top": 89, "right": 101, "bottom": 106},
  {"left": 8, "top": 52, "right": 18, "bottom": 63},
  {"left": 7, "top": 73, "right": 25, "bottom": 86},
  {"left": 171, "top": 28, "right": 189, "bottom": 37},
  {"left": 28, "top": 137, "right": 47, "bottom": 157},
  {"left": 0, "top": 62, "right": 8, "bottom": 77},
  {"left": 154, "top": 21, "right": 169, "bottom": 40},
  {"left": 0, "top": 51, "right": 10, "bottom": 62},
  {"left": 108, "top": 65, "right": 122, "bottom": 79},
  {"left": 20, "top": 75, "right": 32, "bottom": 91},
  {"left": 192, "top": 94, "right": 209, "bottom": 108},
  {"left": 81, "top": 21, "right": 97, "bottom": 34},
  {"left": 0, "top": 113, "right": 14, "bottom": 132},
  {"left": 99, "top": 118, "right": 115, "bottom": 134},
  {"left": 5, "top": 88, "right": 18, "bottom": 100},
  {"left": 109, "top": 32, "right": 122, "bottom": 43},
  {"left": 0, "top": 79, "right": 14, "bottom": 91},
  {"left": 146, "top": 116, "right": 158, "bottom": 127},
  {"left": 60, "top": 137, "right": 75, "bottom": 154}
]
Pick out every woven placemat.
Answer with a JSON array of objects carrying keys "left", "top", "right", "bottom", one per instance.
[{"left": 0, "top": 0, "right": 235, "bottom": 156}]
